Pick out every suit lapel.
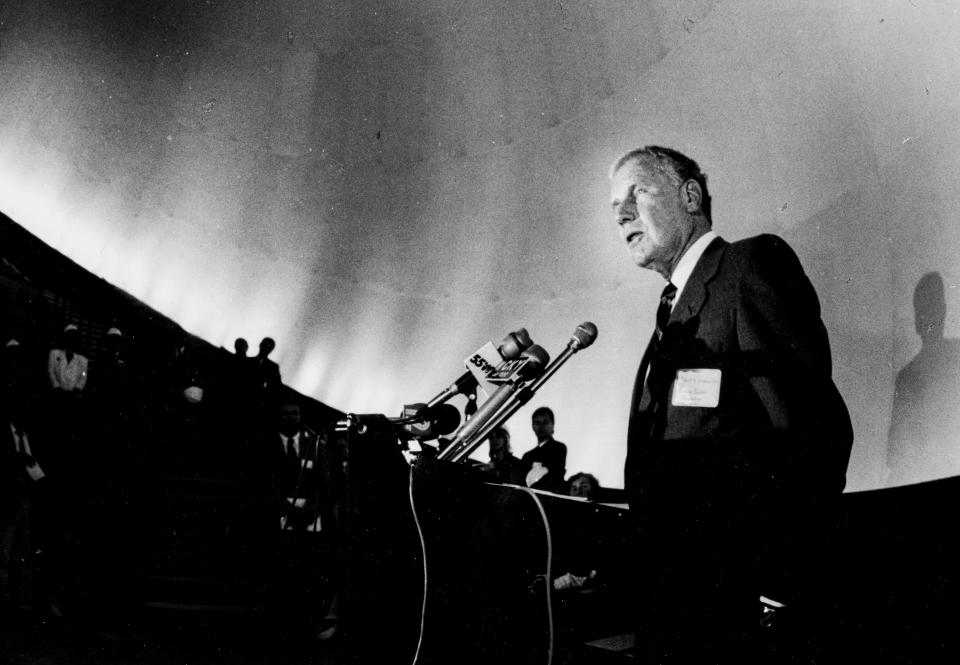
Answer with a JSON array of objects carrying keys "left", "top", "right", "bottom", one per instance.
[
  {"left": 630, "top": 238, "right": 729, "bottom": 438},
  {"left": 668, "top": 236, "right": 728, "bottom": 328},
  {"left": 632, "top": 237, "right": 728, "bottom": 427},
  {"left": 631, "top": 330, "right": 657, "bottom": 410},
  {"left": 300, "top": 433, "right": 315, "bottom": 461}
]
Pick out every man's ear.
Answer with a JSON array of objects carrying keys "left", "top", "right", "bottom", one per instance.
[{"left": 680, "top": 179, "right": 703, "bottom": 213}]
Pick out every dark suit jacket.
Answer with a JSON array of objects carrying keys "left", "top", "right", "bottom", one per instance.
[
  {"left": 521, "top": 438, "right": 567, "bottom": 493},
  {"left": 273, "top": 430, "right": 332, "bottom": 532},
  {"left": 0, "top": 421, "right": 44, "bottom": 521},
  {"left": 484, "top": 452, "right": 527, "bottom": 486},
  {"left": 255, "top": 358, "right": 282, "bottom": 392},
  {"left": 625, "top": 234, "right": 853, "bottom": 606}
]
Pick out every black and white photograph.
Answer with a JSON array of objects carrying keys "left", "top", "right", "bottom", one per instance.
[{"left": 1, "top": 1, "right": 959, "bottom": 663}]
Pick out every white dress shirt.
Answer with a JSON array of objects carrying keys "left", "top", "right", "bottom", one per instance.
[
  {"left": 282, "top": 432, "right": 301, "bottom": 457},
  {"left": 48, "top": 348, "right": 88, "bottom": 391},
  {"left": 669, "top": 230, "right": 719, "bottom": 310}
]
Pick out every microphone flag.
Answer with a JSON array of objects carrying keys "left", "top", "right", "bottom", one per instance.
[{"left": 464, "top": 341, "right": 506, "bottom": 399}]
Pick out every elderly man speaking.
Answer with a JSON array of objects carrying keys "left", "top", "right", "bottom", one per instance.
[{"left": 609, "top": 146, "right": 853, "bottom": 662}]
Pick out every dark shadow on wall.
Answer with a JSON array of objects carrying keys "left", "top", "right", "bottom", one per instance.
[{"left": 887, "top": 272, "right": 960, "bottom": 487}]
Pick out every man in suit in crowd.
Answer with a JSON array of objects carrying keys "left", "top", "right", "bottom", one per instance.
[
  {"left": 255, "top": 336, "right": 281, "bottom": 391},
  {"left": 521, "top": 406, "right": 567, "bottom": 493},
  {"left": 609, "top": 146, "right": 853, "bottom": 662},
  {"left": 274, "top": 401, "right": 330, "bottom": 533},
  {"left": 0, "top": 401, "right": 45, "bottom": 610},
  {"left": 47, "top": 323, "right": 88, "bottom": 394},
  {"left": 267, "top": 401, "right": 336, "bottom": 639}
]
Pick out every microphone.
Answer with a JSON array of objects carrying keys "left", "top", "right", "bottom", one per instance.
[
  {"left": 423, "top": 328, "right": 533, "bottom": 410},
  {"left": 447, "top": 322, "right": 598, "bottom": 463},
  {"left": 338, "top": 403, "right": 462, "bottom": 444},
  {"left": 530, "top": 322, "right": 598, "bottom": 392},
  {"left": 437, "top": 344, "right": 550, "bottom": 461},
  {"left": 397, "top": 403, "right": 462, "bottom": 440},
  {"left": 429, "top": 403, "right": 462, "bottom": 436}
]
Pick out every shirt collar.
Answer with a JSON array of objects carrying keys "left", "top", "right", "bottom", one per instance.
[{"left": 669, "top": 230, "right": 718, "bottom": 306}]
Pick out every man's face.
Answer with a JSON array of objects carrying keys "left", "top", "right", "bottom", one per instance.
[
  {"left": 105, "top": 335, "right": 124, "bottom": 356},
  {"left": 63, "top": 330, "right": 79, "bottom": 350},
  {"left": 531, "top": 414, "right": 554, "bottom": 443},
  {"left": 610, "top": 159, "right": 692, "bottom": 278},
  {"left": 279, "top": 404, "right": 301, "bottom": 435}
]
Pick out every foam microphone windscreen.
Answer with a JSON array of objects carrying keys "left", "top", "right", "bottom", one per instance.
[{"left": 430, "top": 403, "right": 462, "bottom": 436}]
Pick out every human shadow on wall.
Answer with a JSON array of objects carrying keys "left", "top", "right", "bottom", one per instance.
[{"left": 887, "top": 272, "right": 960, "bottom": 487}]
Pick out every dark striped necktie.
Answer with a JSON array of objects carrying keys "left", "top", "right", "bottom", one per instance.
[
  {"left": 655, "top": 282, "right": 677, "bottom": 341},
  {"left": 636, "top": 281, "right": 679, "bottom": 416}
]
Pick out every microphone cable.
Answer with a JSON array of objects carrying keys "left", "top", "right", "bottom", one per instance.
[
  {"left": 407, "top": 472, "right": 555, "bottom": 665},
  {"left": 519, "top": 486, "right": 555, "bottom": 665},
  {"left": 408, "top": 464, "right": 429, "bottom": 665}
]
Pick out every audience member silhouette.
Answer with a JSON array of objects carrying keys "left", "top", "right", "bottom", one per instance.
[
  {"left": 888, "top": 271, "right": 960, "bottom": 486},
  {"left": 255, "top": 337, "right": 281, "bottom": 384},
  {"left": 2, "top": 339, "right": 29, "bottom": 402},
  {"left": 479, "top": 426, "right": 525, "bottom": 485},
  {"left": 520, "top": 407, "right": 568, "bottom": 493},
  {"left": 47, "top": 324, "right": 88, "bottom": 394},
  {"left": 44, "top": 324, "right": 91, "bottom": 520},
  {"left": 271, "top": 401, "right": 331, "bottom": 532},
  {"left": 0, "top": 397, "right": 46, "bottom": 612},
  {"left": 91, "top": 327, "right": 134, "bottom": 415},
  {"left": 252, "top": 337, "right": 282, "bottom": 423},
  {"left": 234, "top": 337, "right": 249, "bottom": 358},
  {"left": 80, "top": 327, "right": 139, "bottom": 636},
  {"left": 86, "top": 326, "right": 138, "bottom": 514},
  {"left": 156, "top": 376, "right": 221, "bottom": 472},
  {"left": 568, "top": 472, "right": 601, "bottom": 501},
  {"left": 223, "top": 336, "right": 257, "bottom": 437},
  {"left": 261, "top": 401, "right": 334, "bottom": 640}
]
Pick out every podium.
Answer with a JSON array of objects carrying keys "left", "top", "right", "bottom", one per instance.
[{"left": 339, "top": 416, "right": 633, "bottom": 665}]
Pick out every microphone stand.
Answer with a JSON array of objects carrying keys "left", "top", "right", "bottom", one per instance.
[
  {"left": 436, "top": 346, "right": 550, "bottom": 462},
  {"left": 446, "top": 327, "right": 595, "bottom": 463}
]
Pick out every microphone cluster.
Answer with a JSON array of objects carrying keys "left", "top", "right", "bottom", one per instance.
[
  {"left": 341, "top": 323, "right": 598, "bottom": 458},
  {"left": 434, "top": 321, "right": 598, "bottom": 463}
]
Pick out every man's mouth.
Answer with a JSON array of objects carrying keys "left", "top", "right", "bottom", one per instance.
[{"left": 626, "top": 231, "right": 642, "bottom": 244}]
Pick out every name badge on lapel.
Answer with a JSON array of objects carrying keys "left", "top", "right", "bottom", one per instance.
[{"left": 671, "top": 369, "right": 721, "bottom": 407}]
